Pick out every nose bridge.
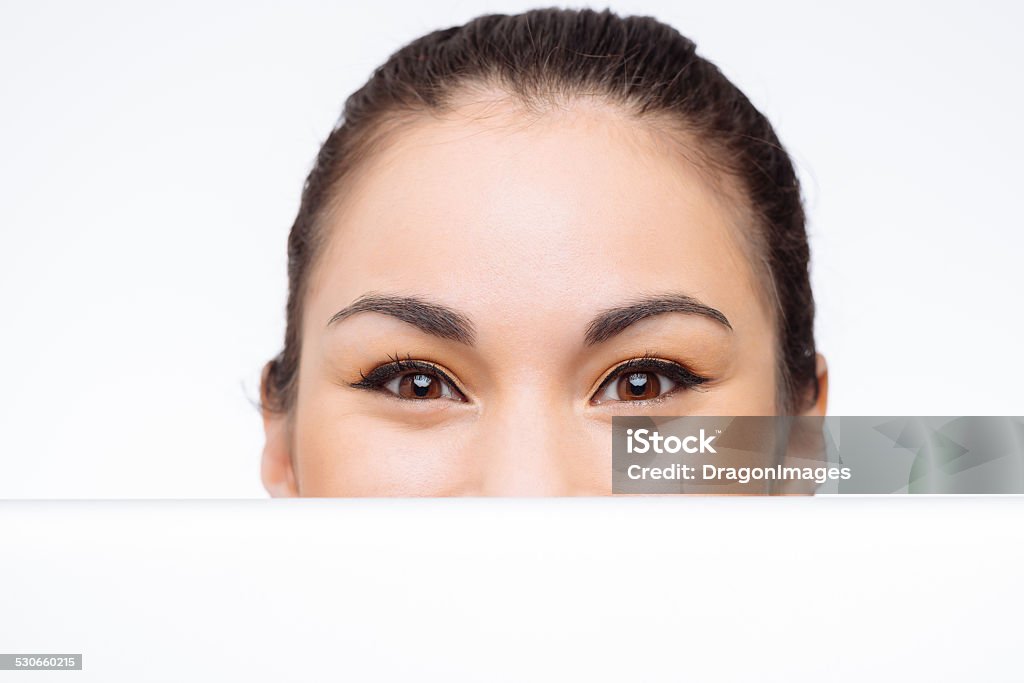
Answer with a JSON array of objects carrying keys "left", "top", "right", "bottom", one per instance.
[{"left": 472, "top": 389, "right": 590, "bottom": 496}]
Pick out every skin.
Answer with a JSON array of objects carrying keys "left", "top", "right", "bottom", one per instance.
[{"left": 261, "top": 94, "right": 828, "bottom": 496}]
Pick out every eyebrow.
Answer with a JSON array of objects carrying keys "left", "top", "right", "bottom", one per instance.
[
  {"left": 584, "top": 294, "right": 732, "bottom": 346},
  {"left": 327, "top": 292, "right": 730, "bottom": 347},
  {"left": 327, "top": 293, "right": 476, "bottom": 345}
]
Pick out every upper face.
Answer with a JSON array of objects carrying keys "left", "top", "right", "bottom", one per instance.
[{"left": 266, "top": 96, "right": 782, "bottom": 496}]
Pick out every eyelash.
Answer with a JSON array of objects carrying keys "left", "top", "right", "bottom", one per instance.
[
  {"left": 351, "top": 352, "right": 710, "bottom": 404},
  {"left": 591, "top": 354, "right": 710, "bottom": 404}
]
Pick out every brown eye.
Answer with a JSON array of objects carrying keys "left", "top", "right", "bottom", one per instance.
[
  {"left": 616, "top": 372, "right": 661, "bottom": 400},
  {"left": 383, "top": 371, "right": 462, "bottom": 401},
  {"left": 593, "top": 367, "right": 680, "bottom": 404},
  {"left": 591, "top": 358, "right": 709, "bottom": 405},
  {"left": 398, "top": 373, "right": 441, "bottom": 399}
]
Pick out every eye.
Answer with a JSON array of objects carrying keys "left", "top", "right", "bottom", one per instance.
[
  {"left": 591, "top": 358, "right": 709, "bottom": 404},
  {"left": 383, "top": 371, "right": 461, "bottom": 401},
  {"left": 595, "top": 370, "right": 676, "bottom": 402},
  {"left": 351, "top": 357, "right": 467, "bottom": 402}
]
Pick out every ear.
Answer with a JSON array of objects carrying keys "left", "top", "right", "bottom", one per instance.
[
  {"left": 260, "top": 362, "right": 299, "bottom": 497},
  {"left": 775, "top": 354, "right": 829, "bottom": 494},
  {"left": 802, "top": 353, "right": 829, "bottom": 417}
]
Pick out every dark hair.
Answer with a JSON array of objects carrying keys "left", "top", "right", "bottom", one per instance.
[{"left": 262, "top": 7, "right": 817, "bottom": 415}]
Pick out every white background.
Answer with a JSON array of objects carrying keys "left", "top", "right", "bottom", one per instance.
[
  {"left": 2, "top": 1, "right": 1023, "bottom": 497},
  {"left": 3, "top": 498, "right": 1023, "bottom": 681}
]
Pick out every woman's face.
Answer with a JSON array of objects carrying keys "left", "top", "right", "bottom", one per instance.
[{"left": 262, "top": 98, "right": 817, "bottom": 496}]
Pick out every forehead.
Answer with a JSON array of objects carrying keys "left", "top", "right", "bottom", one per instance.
[{"left": 305, "top": 99, "right": 768, "bottom": 340}]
